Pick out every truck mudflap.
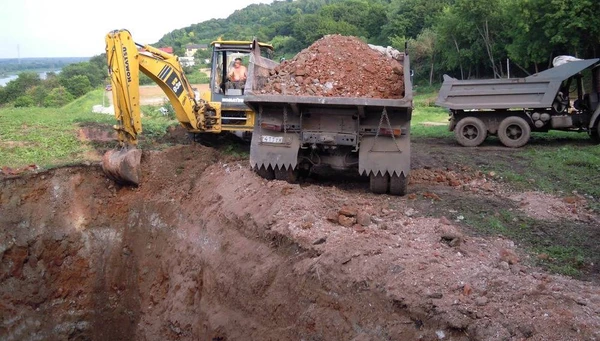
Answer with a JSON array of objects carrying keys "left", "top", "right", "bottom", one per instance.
[
  {"left": 359, "top": 134, "right": 410, "bottom": 177},
  {"left": 250, "top": 130, "right": 301, "bottom": 171}
]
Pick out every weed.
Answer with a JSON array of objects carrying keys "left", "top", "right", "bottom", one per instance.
[{"left": 534, "top": 245, "right": 586, "bottom": 277}]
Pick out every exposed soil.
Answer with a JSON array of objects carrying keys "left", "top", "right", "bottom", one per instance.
[
  {"left": 137, "top": 84, "right": 209, "bottom": 105},
  {"left": 259, "top": 35, "right": 405, "bottom": 98},
  {"left": 2, "top": 139, "right": 600, "bottom": 340}
]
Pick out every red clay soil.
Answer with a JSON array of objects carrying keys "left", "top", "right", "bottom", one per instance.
[
  {"left": 259, "top": 35, "right": 405, "bottom": 99},
  {"left": 2, "top": 145, "right": 600, "bottom": 340}
]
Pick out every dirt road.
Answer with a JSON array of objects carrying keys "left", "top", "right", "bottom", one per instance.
[{"left": 2, "top": 134, "right": 600, "bottom": 340}]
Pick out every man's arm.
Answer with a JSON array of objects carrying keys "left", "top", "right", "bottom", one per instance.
[{"left": 242, "top": 66, "right": 248, "bottom": 80}]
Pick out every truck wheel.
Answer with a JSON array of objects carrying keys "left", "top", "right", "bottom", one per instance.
[
  {"left": 590, "top": 119, "right": 600, "bottom": 143},
  {"left": 274, "top": 166, "right": 297, "bottom": 183},
  {"left": 370, "top": 172, "right": 389, "bottom": 194},
  {"left": 255, "top": 165, "right": 275, "bottom": 180},
  {"left": 454, "top": 117, "right": 487, "bottom": 147},
  {"left": 389, "top": 173, "right": 407, "bottom": 196},
  {"left": 498, "top": 116, "right": 531, "bottom": 148}
]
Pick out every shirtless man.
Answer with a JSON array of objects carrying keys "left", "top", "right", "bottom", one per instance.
[{"left": 228, "top": 58, "right": 247, "bottom": 89}]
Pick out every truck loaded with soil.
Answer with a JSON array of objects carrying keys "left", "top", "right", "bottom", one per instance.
[
  {"left": 246, "top": 35, "right": 412, "bottom": 195},
  {"left": 2, "top": 35, "right": 600, "bottom": 341}
]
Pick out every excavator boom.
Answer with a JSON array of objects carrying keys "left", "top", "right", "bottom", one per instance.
[
  {"left": 102, "top": 29, "right": 273, "bottom": 185},
  {"left": 103, "top": 29, "right": 208, "bottom": 184}
]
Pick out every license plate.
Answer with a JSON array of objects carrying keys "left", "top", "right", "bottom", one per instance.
[{"left": 261, "top": 135, "right": 283, "bottom": 144}]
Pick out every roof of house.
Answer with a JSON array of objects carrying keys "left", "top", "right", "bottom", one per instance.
[{"left": 186, "top": 43, "right": 208, "bottom": 49}]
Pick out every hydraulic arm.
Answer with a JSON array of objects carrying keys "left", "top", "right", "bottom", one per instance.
[{"left": 102, "top": 29, "right": 218, "bottom": 184}]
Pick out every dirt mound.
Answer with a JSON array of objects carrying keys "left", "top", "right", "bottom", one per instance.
[
  {"left": 2, "top": 145, "right": 600, "bottom": 340},
  {"left": 259, "top": 35, "right": 405, "bottom": 98}
]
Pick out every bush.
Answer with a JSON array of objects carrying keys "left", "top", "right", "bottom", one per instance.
[
  {"left": 27, "top": 86, "right": 49, "bottom": 107},
  {"left": 14, "top": 95, "right": 34, "bottom": 107},
  {"left": 44, "top": 86, "right": 74, "bottom": 107}
]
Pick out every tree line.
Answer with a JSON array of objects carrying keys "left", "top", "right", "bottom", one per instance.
[
  {"left": 156, "top": 0, "right": 600, "bottom": 85},
  {"left": 0, "top": 55, "right": 107, "bottom": 108}
]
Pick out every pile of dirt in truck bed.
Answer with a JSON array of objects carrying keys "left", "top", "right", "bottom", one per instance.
[
  {"left": 259, "top": 34, "right": 405, "bottom": 98},
  {"left": 2, "top": 145, "right": 600, "bottom": 340}
]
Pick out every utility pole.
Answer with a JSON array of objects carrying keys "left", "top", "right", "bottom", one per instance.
[{"left": 17, "top": 44, "right": 21, "bottom": 64}]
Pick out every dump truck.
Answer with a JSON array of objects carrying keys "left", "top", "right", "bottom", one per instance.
[
  {"left": 243, "top": 47, "right": 413, "bottom": 195},
  {"left": 436, "top": 58, "right": 600, "bottom": 147}
]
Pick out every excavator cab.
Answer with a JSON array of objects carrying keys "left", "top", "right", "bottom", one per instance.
[{"left": 204, "top": 40, "right": 274, "bottom": 131}]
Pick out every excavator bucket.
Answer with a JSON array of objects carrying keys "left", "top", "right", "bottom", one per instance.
[{"left": 101, "top": 148, "right": 142, "bottom": 185}]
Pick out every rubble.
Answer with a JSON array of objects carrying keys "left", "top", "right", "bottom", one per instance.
[{"left": 259, "top": 35, "right": 405, "bottom": 99}]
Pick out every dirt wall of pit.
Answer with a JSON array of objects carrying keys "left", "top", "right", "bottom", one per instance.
[
  {"left": 2, "top": 145, "right": 600, "bottom": 341},
  {"left": 1, "top": 146, "right": 429, "bottom": 341}
]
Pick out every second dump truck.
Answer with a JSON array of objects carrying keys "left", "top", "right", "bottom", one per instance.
[{"left": 436, "top": 58, "right": 600, "bottom": 147}]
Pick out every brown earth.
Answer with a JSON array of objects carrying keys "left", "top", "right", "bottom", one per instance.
[
  {"left": 259, "top": 35, "right": 405, "bottom": 98},
  {"left": 2, "top": 140, "right": 600, "bottom": 340}
]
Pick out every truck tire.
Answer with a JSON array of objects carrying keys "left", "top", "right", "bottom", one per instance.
[
  {"left": 255, "top": 165, "right": 275, "bottom": 180},
  {"left": 498, "top": 116, "right": 531, "bottom": 148},
  {"left": 454, "top": 117, "right": 487, "bottom": 147},
  {"left": 590, "top": 119, "right": 600, "bottom": 143},
  {"left": 389, "top": 173, "right": 407, "bottom": 196},
  {"left": 274, "top": 166, "right": 297, "bottom": 183},
  {"left": 370, "top": 173, "right": 389, "bottom": 194}
]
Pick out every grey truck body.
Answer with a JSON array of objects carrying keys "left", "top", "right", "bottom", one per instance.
[{"left": 436, "top": 58, "right": 600, "bottom": 147}]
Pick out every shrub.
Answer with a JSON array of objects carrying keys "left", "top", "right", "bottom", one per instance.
[
  {"left": 14, "top": 95, "right": 34, "bottom": 107},
  {"left": 44, "top": 86, "right": 74, "bottom": 107}
]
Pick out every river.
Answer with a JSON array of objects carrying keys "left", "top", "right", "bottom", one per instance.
[{"left": 0, "top": 70, "right": 61, "bottom": 87}]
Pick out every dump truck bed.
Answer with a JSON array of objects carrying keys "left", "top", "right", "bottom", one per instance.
[
  {"left": 244, "top": 94, "right": 412, "bottom": 111},
  {"left": 436, "top": 58, "right": 599, "bottom": 110}
]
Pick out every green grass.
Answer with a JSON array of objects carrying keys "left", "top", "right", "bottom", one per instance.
[
  {"left": 411, "top": 86, "right": 452, "bottom": 138},
  {"left": 483, "top": 138, "right": 600, "bottom": 211},
  {"left": 458, "top": 207, "right": 591, "bottom": 277},
  {"left": 185, "top": 69, "right": 210, "bottom": 84},
  {"left": 0, "top": 90, "right": 178, "bottom": 169},
  {"left": 534, "top": 245, "right": 586, "bottom": 277}
]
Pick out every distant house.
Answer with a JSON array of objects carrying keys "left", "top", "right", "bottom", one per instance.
[
  {"left": 179, "top": 56, "right": 195, "bottom": 67},
  {"left": 185, "top": 43, "right": 208, "bottom": 57}
]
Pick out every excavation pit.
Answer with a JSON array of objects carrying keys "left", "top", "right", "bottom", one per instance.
[{"left": 2, "top": 145, "right": 600, "bottom": 340}]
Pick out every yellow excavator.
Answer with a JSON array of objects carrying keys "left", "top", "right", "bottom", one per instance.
[{"left": 102, "top": 29, "right": 274, "bottom": 184}]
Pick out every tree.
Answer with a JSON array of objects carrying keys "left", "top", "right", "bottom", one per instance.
[
  {"left": 506, "top": 0, "right": 600, "bottom": 70},
  {"left": 409, "top": 28, "right": 438, "bottom": 85},
  {"left": 44, "top": 86, "right": 74, "bottom": 107},
  {"left": 59, "top": 62, "right": 104, "bottom": 88},
  {"left": 62, "top": 75, "right": 92, "bottom": 98},
  {"left": 0, "top": 72, "right": 41, "bottom": 104},
  {"left": 434, "top": 0, "right": 511, "bottom": 79}
]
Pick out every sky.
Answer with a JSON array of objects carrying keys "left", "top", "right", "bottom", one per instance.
[{"left": 0, "top": 0, "right": 273, "bottom": 59}]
